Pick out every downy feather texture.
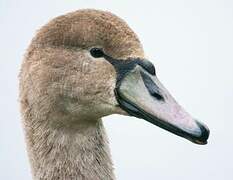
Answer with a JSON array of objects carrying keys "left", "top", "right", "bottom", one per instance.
[{"left": 19, "top": 9, "right": 144, "bottom": 180}]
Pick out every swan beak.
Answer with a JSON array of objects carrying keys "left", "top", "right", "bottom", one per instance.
[{"left": 115, "top": 64, "right": 209, "bottom": 145}]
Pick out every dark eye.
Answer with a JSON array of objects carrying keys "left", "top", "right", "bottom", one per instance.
[{"left": 90, "top": 48, "right": 104, "bottom": 58}]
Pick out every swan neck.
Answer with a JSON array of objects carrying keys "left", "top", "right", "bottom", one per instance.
[{"left": 25, "top": 116, "right": 115, "bottom": 180}]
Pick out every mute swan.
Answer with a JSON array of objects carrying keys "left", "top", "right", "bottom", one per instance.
[{"left": 19, "top": 9, "right": 209, "bottom": 180}]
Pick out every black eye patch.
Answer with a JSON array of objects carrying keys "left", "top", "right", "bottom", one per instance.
[
  {"left": 102, "top": 54, "right": 156, "bottom": 81},
  {"left": 89, "top": 49, "right": 157, "bottom": 87}
]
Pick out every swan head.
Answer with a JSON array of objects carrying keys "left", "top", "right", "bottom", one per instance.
[{"left": 23, "top": 9, "right": 209, "bottom": 144}]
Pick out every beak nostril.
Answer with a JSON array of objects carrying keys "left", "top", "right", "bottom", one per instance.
[
  {"left": 151, "top": 92, "right": 164, "bottom": 101},
  {"left": 140, "top": 70, "right": 164, "bottom": 102}
]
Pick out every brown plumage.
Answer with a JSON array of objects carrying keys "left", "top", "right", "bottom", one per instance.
[
  {"left": 19, "top": 9, "right": 209, "bottom": 180},
  {"left": 20, "top": 9, "right": 144, "bottom": 180}
]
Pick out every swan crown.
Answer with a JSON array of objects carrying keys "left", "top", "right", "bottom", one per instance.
[{"left": 34, "top": 9, "right": 144, "bottom": 58}]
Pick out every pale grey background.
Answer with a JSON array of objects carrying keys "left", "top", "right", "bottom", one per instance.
[{"left": 0, "top": 0, "right": 233, "bottom": 179}]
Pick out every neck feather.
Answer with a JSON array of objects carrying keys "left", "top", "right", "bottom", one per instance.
[{"left": 24, "top": 112, "right": 115, "bottom": 180}]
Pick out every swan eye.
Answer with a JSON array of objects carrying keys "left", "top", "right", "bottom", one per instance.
[{"left": 90, "top": 48, "right": 104, "bottom": 58}]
